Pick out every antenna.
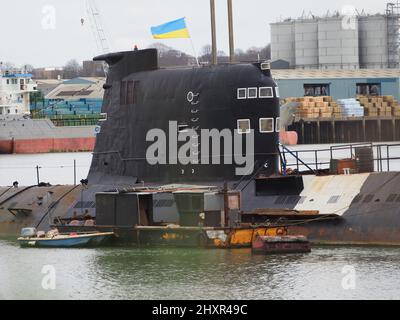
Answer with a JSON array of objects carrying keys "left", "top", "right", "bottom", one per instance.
[
  {"left": 227, "top": 0, "right": 235, "bottom": 63},
  {"left": 210, "top": 0, "right": 217, "bottom": 65}
]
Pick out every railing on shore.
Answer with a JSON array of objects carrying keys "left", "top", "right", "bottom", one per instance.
[
  {"left": 31, "top": 113, "right": 102, "bottom": 127},
  {"left": 279, "top": 142, "right": 400, "bottom": 173}
]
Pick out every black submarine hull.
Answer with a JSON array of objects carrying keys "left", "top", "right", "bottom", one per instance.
[
  {"left": 2, "top": 172, "right": 400, "bottom": 246},
  {"left": 2, "top": 49, "right": 400, "bottom": 247}
]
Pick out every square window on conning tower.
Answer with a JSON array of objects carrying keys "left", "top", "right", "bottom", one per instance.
[
  {"left": 259, "top": 118, "right": 274, "bottom": 133},
  {"left": 237, "top": 88, "right": 247, "bottom": 100},
  {"left": 248, "top": 88, "right": 258, "bottom": 99},
  {"left": 259, "top": 87, "right": 274, "bottom": 98},
  {"left": 237, "top": 119, "right": 251, "bottom": 134}
]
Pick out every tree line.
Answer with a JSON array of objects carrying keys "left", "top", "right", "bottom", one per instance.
[
  {"left": 153, "top": 42, "right": 271, "bottom": 67},
  {"left": 2, "top": 43, "right": 271, "bottom": 79}
]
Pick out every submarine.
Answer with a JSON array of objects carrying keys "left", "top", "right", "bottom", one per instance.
[
  {"left": 2, "top": 48, "right": 400, "bottom": 247},
  {"left": 89, "top": 48, "right": 280, "bottom": 184}
]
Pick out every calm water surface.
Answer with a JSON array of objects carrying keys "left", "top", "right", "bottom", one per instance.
[
  {"left": 0, "top": 152, "right": 92, "bottom": 186},
  {"left": 1, "top": 237, "right": 400, "bottom": 300},
  {"left": 2, "top": 142, "right": 400, "bottom": 186},
  {"left": 1, "top": 151, "right": 400, "bottom": 300}
]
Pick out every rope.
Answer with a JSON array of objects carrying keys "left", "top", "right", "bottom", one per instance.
[
  {"left": 0, "top": 185, "right": 36, "bottom": 208},
  {"left": 35, "top": 185, "right": 81, "bottom": 229},
  {"left": 0, "top": 186, "right": 13, "bottom": 199}
]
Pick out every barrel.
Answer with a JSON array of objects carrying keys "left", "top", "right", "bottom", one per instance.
[
  {"left": 330, "top": 158, "right": 357, "bottom": 174},
  {"left": 355, "top": 147, "right": 374, "bottom": 173}
]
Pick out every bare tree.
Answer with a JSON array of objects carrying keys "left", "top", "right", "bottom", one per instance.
[
  {"left": 0, "top": 61, "right": 15, "bottom": 71},
  {"left": 235, "top": 45, "right": 271, "bottom": 62},
  {"left": 201, "top": 45, "right": 212, "bottom": 56},
  {"left": 199, "top": 45, "right": 212, "bottom": 64},
  {"left": 63, "top": 59, "right": 83, "bottom": 79},
  {"left": 22, "top": 64, "right": 34, "bottom": 73},
  {"left": 148, "top": 43, "right": 195, "bottom": 67}
]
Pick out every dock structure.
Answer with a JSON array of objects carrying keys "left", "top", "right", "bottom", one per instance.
[{"left": 289, "top": 116, "right": 400, "bottom": 144}]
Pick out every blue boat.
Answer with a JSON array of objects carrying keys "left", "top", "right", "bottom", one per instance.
[{"left": 18, "top": 230, "right": 115, "bottom": 248}]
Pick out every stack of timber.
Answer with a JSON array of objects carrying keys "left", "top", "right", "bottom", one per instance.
[
  {"left": 284, "top": 96, "right": 342, "bottom": 119},
  {"left": 357, "top": 95, "right": 400, "bottom": 117}
]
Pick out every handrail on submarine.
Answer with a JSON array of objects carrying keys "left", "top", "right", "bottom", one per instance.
[
  {"left": 279, "top": 142, "right": 400, "bottom": 173},
  {"left": 278, "top": 143, "right": 317, "bottom": 174}
]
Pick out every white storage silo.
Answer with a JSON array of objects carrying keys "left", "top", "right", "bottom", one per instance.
[
  {"left": 271, "top": 20, "right": 296, "bottom": 67},
  {"left": 318, "top": 16, "right": 359, "bottom": 70},
  {"left": 294, "top": 19, "right": 319, "bottom": 69},
  {"left": 359, "top": 15, "right": 389, "bottom": 69}
]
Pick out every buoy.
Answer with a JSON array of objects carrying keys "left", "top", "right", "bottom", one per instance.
[
  {"left": 81, "top": 18, "right": 85, "bottom": 26},
  {"left": 280, "top": 130, "right": 298, "bottom": 146}
]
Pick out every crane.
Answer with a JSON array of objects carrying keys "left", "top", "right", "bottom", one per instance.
[{"left": 81, "top": 0, "right": 111, "bottom": 74}]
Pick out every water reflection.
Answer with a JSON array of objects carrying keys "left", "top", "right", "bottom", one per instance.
[{"left": 1, "top": 238, "right": 400, "bottom": 300}]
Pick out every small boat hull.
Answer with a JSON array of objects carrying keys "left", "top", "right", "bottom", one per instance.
[
  {"left": 252, "top": 235, "right": 311, "bottom": 255},
  {"left": 18, "top": 232, "right": 115, "bottom": 248}
]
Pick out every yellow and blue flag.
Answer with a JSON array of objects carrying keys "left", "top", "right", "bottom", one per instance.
[{"left": 151, "top": 18, "right": 190, "bottom": 39}]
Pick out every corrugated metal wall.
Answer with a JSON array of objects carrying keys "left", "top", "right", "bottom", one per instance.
[
  {"left": 276, "top": 77, "right": 400, "bottom": 101},
  {"left": 295, "top": 19, "right": 319, "bottom": 69},
  {"left": 317, "top": 17, "right": 359, "bottom": 70},
  {"left": 271, "top": 21, "right": 296, "bottom": 67},
  {"left": 359, "top": 15, "right": 389, "bottom": 69}
]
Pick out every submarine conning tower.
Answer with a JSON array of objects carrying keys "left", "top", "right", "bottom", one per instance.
[{"left": 89, "top": 48, "right": 281, "bottom": 185}]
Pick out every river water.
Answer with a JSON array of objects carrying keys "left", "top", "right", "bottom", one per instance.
[
  {"left": 1, "top": 142, "right": 400, "bottom": 186},
  {"left": 1, "top": 237, "right": 400, "bottom": 300},
  {"left": 0, "top": 152, "right": 92, "bottom": 186},
  {"left": 1, "top": 149, "right": 400, "bottom": 300}
]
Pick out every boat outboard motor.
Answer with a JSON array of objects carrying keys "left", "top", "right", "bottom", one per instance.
[{"left": 20, "top": 228, "right": 37, "bottom": 237}]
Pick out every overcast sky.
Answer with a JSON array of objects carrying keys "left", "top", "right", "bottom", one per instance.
[{"left": 0, "top": 0, "right": 385, "bottom": 67}]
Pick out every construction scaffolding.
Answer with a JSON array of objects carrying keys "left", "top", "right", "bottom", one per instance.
[{"left": 386, "top": 2, "right": 400, "bottom": 68}]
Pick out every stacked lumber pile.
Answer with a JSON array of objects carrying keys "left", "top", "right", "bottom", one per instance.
[
  {"left": 357, "top": 95, "right": 400, "bottom": 117},
  {"left": 284, "top": 96, "right": 342, "bottom": 119}
]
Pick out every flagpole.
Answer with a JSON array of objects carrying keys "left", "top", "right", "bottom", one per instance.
[
  {"left": 189, "top": 38, "right": 200, "bottom": 67},
  {"left": 186, "top": 20, "right": 200, "bottom": 67}
]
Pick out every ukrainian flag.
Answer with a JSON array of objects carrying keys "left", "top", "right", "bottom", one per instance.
[{"left": 151, "top": 18, "right": 190, "bottom": 39}]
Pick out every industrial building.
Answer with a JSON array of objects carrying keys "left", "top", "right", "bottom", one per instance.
[
  {"left": 272, "top": 68, "right": 400, "bottom": 144},
  {"left": 31, "top": 77, "right": 105, "bottom": 122},
  {"left": 45, "top": 77, "right": 105, "bottom": 101},
  {"left": 271, "top": 3, "right": 400, "bottom": 70},
  {"left": 34, "top": 79, "right": 63, "bottom": 97},
  {"left": 273, "top": 69, "right": 400, "bottom": 101}
]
